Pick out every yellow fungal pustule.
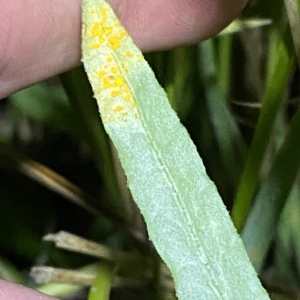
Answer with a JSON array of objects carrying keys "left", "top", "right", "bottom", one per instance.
[
  {"left": 97, "top": 70, "right": 106, "bottom": 78},
  {"left": 124, "top": 93, "right": 131, "bottom": 101},
  {"left": 90, "top": 22, "right": 101, "bottom": 37},
  {"left": 83, "top": 2, "right": 144, "bottom": 123},
  {"left": 114, "top": 76, "right": 124, "bottom": 86},
  {"left": 108, "top": 36, "right": 121, "bottom": 49},
  {"left": 125, "top": 51, "right": 133, "bottom": 57},
  {"left": 100, "top": 6, "right": 107, "bottom": 19},
  {"left": 111, "top": 66, "right": 119, "bottom": 73},
  {"left": 113, "top": 104, "right": 124, "bottom": 112},
  {"left": 111, "top": 89, "right": 122, "bottom": 97},
  {"left": 90, "top": 43, "right": 101, "bottom": 49}
]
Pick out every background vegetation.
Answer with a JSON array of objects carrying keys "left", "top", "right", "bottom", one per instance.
[{"left": 0, "top": 0, "right": 300, "bottom": 298}]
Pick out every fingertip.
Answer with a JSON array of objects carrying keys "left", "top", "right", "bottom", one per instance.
[
  {"left": 0, "top": 280, "right": 58, "bottom": 300},
  {"left": 110, "top": 0, "right": 249, "bottom": 51}
]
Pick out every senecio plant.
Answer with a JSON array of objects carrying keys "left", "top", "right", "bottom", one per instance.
[{"left": 81, "top": 0, "right": 269, "bottom": 299}]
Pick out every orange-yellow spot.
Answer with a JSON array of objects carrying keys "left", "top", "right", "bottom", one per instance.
[
  {"left": 104, "top": 26, "right": 113, "bottom": 35},
  {"left": 125, "top": 51, "right": 133, "bottom": 57},
  {"left": 113, "top": 104, "right": 124, "bottom": 112},
  {"left": 100, "top": 6, "right": 107, "bottom": 23},
  {"left": 90, "top": 22, "right": 102, "bottom": 37},
  {"left": 108, "top": 36, "right": 121, "bottom": 49},
  {"left": 124, "top": 93, "right": 131, "bottom": 101},
  {"left": 88, "top": 7, "right": 95, "bottom": 13},
  {"left": 97, "top": 70, "right": 106, "bottom": 78},
  {"left": 107, "top": 56, "right": 113, "bottom": 62},
  {"left": 111, "top": 89, "right": 122, "bottom": 97},
  {"left": 115, "top": 76, "right": 124, "bottom": 86},
  {"left": 90, "top": 43, "right": 101, "bottom": 49},
  {"left": 102, "top": 77, "right": 114, "bottom": 88},
  {"left": 111, "top": 66, "right": 119, "bottom": 74}
]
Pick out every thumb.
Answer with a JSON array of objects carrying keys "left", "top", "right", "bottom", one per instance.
[{"left": 0, "top": 279, "right": 58, "bottom": 300}]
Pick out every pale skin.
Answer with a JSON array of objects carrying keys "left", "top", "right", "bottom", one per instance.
[{"left": 0, "top": 0, "right": 248, "bottom": 298}]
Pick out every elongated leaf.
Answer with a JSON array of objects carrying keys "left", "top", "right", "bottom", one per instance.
[
  {"left": 274, "top": 183, "right": 300, "bottom": 288},
  {"left": 231, "top": 29, "right": 295, "bottom": 231},
  {"left": 199, "top": 39, "right": 246, "bottom": 190},
  {"left": 284, "top": 0, "right": 300, "bottom": 65},
  {"left": 9, "top": 84, "right": 81, "bottom": 137},
  {"left": 81, "top": 1, "right": 269, "bottom": 299},
  {"left": 88, "top": 262, "right": 116, "bottom": 300},
  {"left": 242, "top": 104, "right": 300, "bottom": 272},
  {"left": 219, "top": 19, "right": 272, "bottom": 36}
]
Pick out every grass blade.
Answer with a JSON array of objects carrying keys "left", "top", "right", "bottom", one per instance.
[
  {"left": 199, "top": 38, "right": 246, "bottom": 190},
  {"left": 242, "top": 104, "right": 300, "bottom": 271},
  {"left": 231, "top": 29, "right": 295, "bottom": 231},
  {"left": 284, "top": 0, "right": 300, "bottom": 65},
  {"left": 88, "top": 262, "right": 116, "bottom": 300},
  {"left": 81, "top": 0, "right": 269, "bottom": 299}
]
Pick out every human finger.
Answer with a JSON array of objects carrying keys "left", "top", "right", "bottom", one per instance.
[
  {"left": 0, "top": 279, "right": 58, "bottom": 300},
  {"left": 0, "top": 0, "right": 248, "bottom": 98}
]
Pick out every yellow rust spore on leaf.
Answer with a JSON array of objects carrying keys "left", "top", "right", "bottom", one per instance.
[
  {"left": 108, "top": 36, "right": 121, "bottom": 49},
  {"left": 113, "top": 104, "right": 124, "bottom": 112},
  {"left": 125, "top": 51, "right": 133, "bottom": 57},
  {"left": 83, "top": 2, "right": 144, "bottom": 123},
  {"left": 111, "top": 66, "right": 118, "bottom": 73},
  {"left": 90, "top": 43, "right": 101, "bottom": 49},
  {"left": 111, "top": 89, "right": 122, "bottom": 97}
]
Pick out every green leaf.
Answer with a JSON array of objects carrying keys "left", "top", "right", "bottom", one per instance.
[
  {"left": 88, "top": 262, "right": 116, "bottom": 300},
  {"left": 81, "top": 0, "right": 269, "bottom": 299},
  {"left": 219, "top": 19, "right": 272, "bottom": 36},
  {"left": 9, "top": 84, "right": 81, "bottom": 137},
  {"left": 284, "top": 0, "right": 300, "bottom": 65},
  {"left": 0, "top": 256, "right": 25, "bottom": 284},
  {"left": 231, "top": 28, "right": 295, "bottom": 231},
  {"left": 199, "top": 38, "right": 246, "bottom": 190},
  {"left": 242, "top": 104, "right": 300, "bottom": 272}
]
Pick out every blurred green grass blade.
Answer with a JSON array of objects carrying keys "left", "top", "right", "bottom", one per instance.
[
  {"left": 168, "top": 47, "right": 198, "bottom": 120},
  {"left": 241, "top": 104, "right": 300, "bottom": 272},
  {"left": 284, "top": 0, "right": 300, "bottom": 65},
  {"left": 200, "top": 39, "right": 246, "bottom": 189},
  {"left": 60, "top": 67, "right": 121, "bottom": 207},
  {"left": 231, "top": 29, "right": 295, "bottom": 232},
  {"left": 289, "top": 184, "right": 300, "bottom": 277},
  {"left": 218, "top": 34, "right": 233, "bottom": 99},
  {"left": 9, "top": 84, "right": 82, "bottom": 137},
  {"left": 219, "top": 19, "right": 272, "bottom": 36},
  {"left": 273, "top": 184, "right": 300, "bottom": 288},
  {"left": 0, "top": 256, "right": 25, "bottom": 284},
  {"left": 88, "top": 262, "right": 116, "bottom": 300}
]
